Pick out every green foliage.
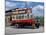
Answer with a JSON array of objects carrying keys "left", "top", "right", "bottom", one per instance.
[
  {"left": 35, "top": 16, "right": 44, "bottom": 26},
  {"left": 40, "top": 16, "right": 44, "bottom": 26}
]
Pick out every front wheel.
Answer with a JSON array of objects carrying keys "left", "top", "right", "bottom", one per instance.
[{"left": 35, "top": 23, "right": 40, "bottom": 28}]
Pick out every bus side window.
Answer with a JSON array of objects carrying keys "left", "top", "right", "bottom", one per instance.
[
  {"left": 10, "top": 17, "right": 12, "bottom": 21},
  {"left": 13, "top": 16, "right": 15, "bottom": 19}
]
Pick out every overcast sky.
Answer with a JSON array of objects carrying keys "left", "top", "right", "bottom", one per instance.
[{"left": 6, "top": 0, "right": 44, "bottom": 16}]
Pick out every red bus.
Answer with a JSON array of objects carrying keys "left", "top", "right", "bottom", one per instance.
[{"left": 9, "top": 8, "right": 40, "bottom": 28}]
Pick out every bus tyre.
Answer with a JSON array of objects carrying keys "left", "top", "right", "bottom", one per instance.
[
  {"left": 35, "top": 23, "right": 40, "bottom": 28},
  {"left": 15, "top": 24, "right": 19, "bottom": 28}
]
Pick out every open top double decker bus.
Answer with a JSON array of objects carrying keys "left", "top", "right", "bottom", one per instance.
[{"left": 9, "top": 8, "right": 40, "bottom": 28}]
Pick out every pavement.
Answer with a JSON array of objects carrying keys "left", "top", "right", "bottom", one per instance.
[{"left": 5, "top": 26, "right": 44, "bottom": 35}]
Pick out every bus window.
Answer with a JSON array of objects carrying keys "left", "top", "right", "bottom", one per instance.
[
  {"left": 16, "top": 15, "right": 19, "bottom": 19},
  {"left": 12, "top": 15, "right": 16, "bottom": 20},
  {"left": 10, "top": 16, "right": 12, "bottom": 21},
  {"left": 24, "top": 14, "right": 27, "bottom": 19},
  {"left": 29, "top": 14, "right": 32, "bottom": 19},
  {"left": 12, "top": 16, "right": 15, "bottom": 19},
  {"left": 21, "top": 14, "right": 24, "bottom": 19}
]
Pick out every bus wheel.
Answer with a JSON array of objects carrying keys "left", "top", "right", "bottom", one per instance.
[
  {"left": 35, "top": 23, "right": 40, "bottom": 28},
  {"left": 15, "top": 24, "right": 19, "bottom": 28}
]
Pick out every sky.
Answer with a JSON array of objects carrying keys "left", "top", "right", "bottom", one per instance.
[{"left": 6, "top": 0, "right": 44, "bottom": 16}]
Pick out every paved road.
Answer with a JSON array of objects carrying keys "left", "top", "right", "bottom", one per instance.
[{"left": 5, "top": 26, "right": 44, "bottom": 35}]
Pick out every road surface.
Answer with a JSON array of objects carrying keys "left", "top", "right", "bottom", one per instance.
[{"left": 5, "top": 26, "right": 44, "bottom": 35}]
